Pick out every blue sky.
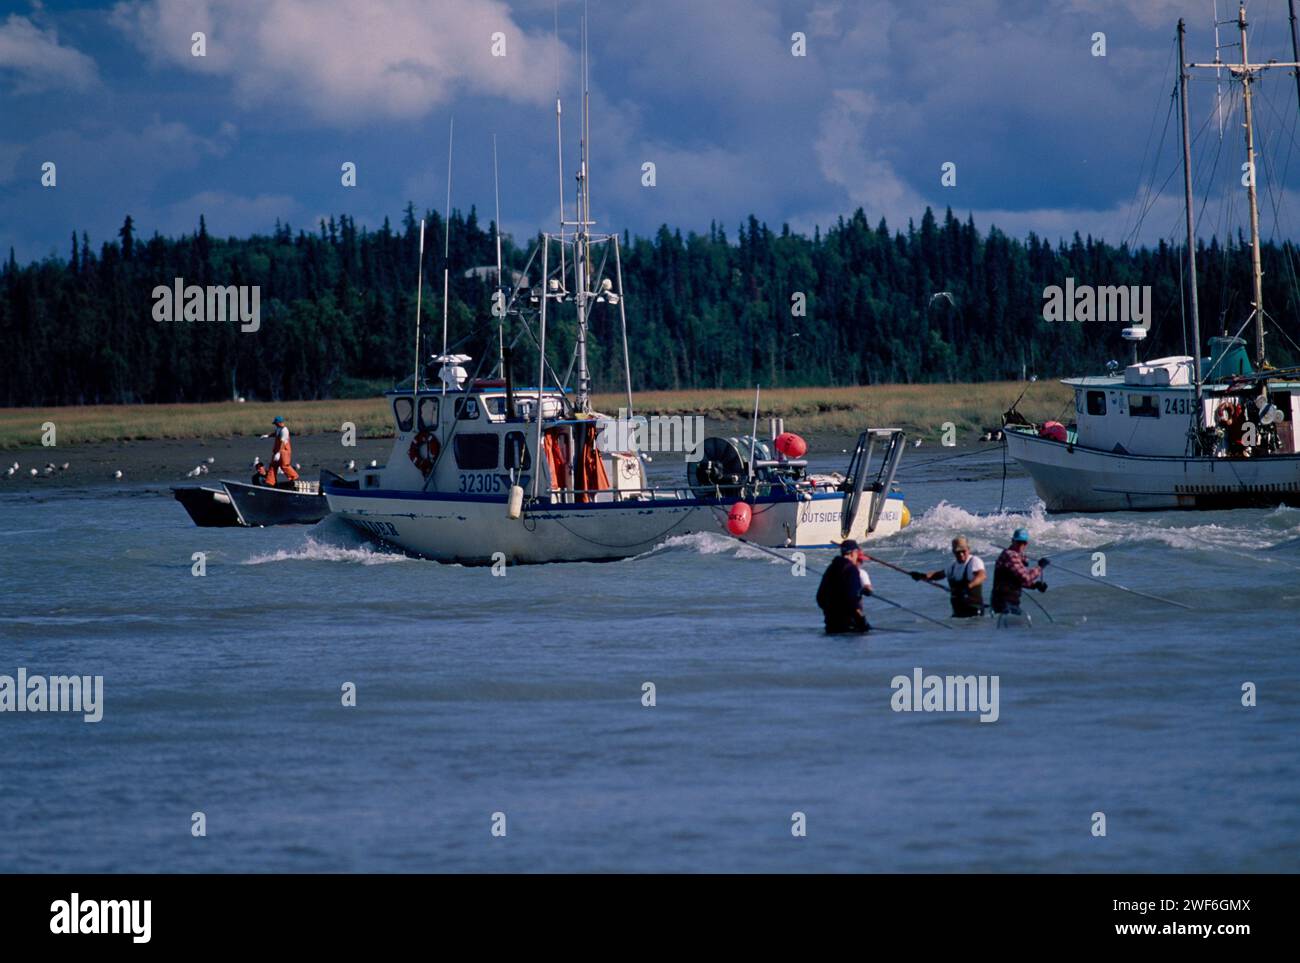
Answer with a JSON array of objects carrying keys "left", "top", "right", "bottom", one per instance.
[{"left": 4, "top": 0, "right": 1300, "bottom": 264}]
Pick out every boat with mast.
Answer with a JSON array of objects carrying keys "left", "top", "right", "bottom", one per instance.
[
  {"left": 1004, "top": 3, "right": 1300, "bottom": 512},
  {"left": 322, "top": 21, "right": 911, "bottom": 563}
]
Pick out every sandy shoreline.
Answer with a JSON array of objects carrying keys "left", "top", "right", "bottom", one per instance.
[{"left": 0, "top": 424, "right": 993, "bottom": 492}]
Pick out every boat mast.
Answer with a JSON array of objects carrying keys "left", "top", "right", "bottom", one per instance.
[
  {"left": 1189, "top": 5, "right": 1300, "bottom": 370},
  {"left": 1291, "top": 0, "right": 1300, "bottom": 116},
  {"left": 1178, "top": 19, "right": 1205, "bottom": 430},
  {"left": 571, "top": 12, "right": 594, "bottom": 414},
  {"left": 1237, "top": 5, "right": 1267, "bottom": 369},
  {"left": 441, "top": 117, "right": 454, "bottom": 397},
  {"left": 493, "top": 134, "right": 505, "bottom": 378}
]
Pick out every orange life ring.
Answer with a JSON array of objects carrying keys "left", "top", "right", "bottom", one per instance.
[
  {"left": 1215, "top": 401, "right": 1242, "bottom": 426},
  {"left": 408, "top": 430, "right": 441, "bottom": 476}
]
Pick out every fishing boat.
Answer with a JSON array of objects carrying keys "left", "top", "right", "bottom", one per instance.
[
  {"left": 1005, "top": 6, "right": 1300, "bottom": 512},
  {"left": 323, "top": 37, "right": 910, "bottom": 564},
  {"left": 173, "top": 475, "right": 331, "bottom": 527}
]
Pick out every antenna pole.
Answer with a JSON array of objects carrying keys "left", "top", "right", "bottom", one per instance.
[
  {"left": 441, "top": 117, "right": 454, "bottom": 396},
  {"left": 493, "top": 134, "right": 505, "bottom": 378},
  {"left": 413, "top": 219, "right": 426, "bottom": 396},
  {"left": 1238, "top": 4, "right": 1267, "bottom": 369},
  {"left": 533, "top": 238, "right": 550, "bottom": 499},
  {"left": 1178, "top": 19, "right": 1205, "bottom": 426},
  {"left": 1291, "top": 0, "right": 1300, "bottom": 114},
  {"left": 573, "top": 8, "right": 592, "bottom": 413}
]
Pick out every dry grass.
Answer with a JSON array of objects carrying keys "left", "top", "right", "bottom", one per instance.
[
  {"left": 0, "top": 381, "right": 1072, "bottom": 449},
  {"left": 592, "top": 381, "right": 1072, "bottom": 438},
  {"left": 0, "top": 399, "right": 392, "bottom": 449}
]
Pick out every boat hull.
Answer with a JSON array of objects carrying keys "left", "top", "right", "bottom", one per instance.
[
  {"left": 171, "top": 485, "right": 241, "bottom": 527},
  {"left": 172, "top": 480, "right": 330, "bottom": 527},
  {"left": 322, "top": 486, "right": 907, "bottom": 564},
  {"left": 222, "top": 480, "right": 330, "bottom": 526},
  {"left": 1004, "top": 429, "right": 1300, "bottom": 512}
]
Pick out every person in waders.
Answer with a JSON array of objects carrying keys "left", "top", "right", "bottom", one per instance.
[
  {"left": 910, "top": 536, "right": 986, "bottom": 618},
  {"left": 265, "top": 416, "right": 300, "bottom": 487},
  {"left": 991, "top": 528, "right": 1048, "bottom": 616},
  {"left": 816, "top": 540, "right": 872, "bottom": 634}
]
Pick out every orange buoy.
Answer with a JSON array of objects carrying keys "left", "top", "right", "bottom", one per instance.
[
  {"left": 774, "top": 432, "right": 807, "bottom": 458},
  {"left": 727, "top": 502, "right": 752, "bottom": 535}
]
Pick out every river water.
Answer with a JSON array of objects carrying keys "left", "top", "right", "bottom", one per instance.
[{"left": 1, "top": 445, "right": 1296, "bottom": 872}]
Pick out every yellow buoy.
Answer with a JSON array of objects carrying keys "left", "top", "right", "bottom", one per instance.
[{"left": 900, "top": 504, "right": 912, "bottom": 528}]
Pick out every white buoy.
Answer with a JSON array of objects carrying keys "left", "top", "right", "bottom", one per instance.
[{"left": 507, "top": 484, "right": 524, "bottom": 519}]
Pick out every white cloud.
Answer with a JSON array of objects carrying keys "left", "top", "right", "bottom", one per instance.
[
  {"left": 0, "top": 14, "right": 99, "bottom": 93},
  {"left": 111, "top": 0, "right": 568, "bottom": 125}
]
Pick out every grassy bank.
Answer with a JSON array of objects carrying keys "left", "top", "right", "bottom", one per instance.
[{"left": 0, "top": 381, "right": 1071, "bottom": 449}]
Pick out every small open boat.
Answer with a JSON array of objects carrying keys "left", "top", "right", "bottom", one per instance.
[{"left": 172, "top": 475, "right": 334, "bottom": 527}]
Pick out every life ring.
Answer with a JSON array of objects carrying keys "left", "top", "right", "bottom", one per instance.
[
  {"left": 1215, "top": 401, "right": 1242, "bottom": 426},
  {"left": 408, "top": 430, "right": 441, "bottom": 476}
]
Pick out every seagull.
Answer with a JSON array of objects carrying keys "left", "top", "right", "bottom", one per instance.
[
  {"left": 980, "top": 431, "right": 992, "bottom": 442},
  {"left": 44, "top": 462, "right": 56, "bottom": 471},
  {"left": 368, "top": 459, "right": 379, "bottom": 468},
  {"left": 293, "top": 462, "right": 301, "bottom": 470},
  {"left": 10, "top": 462, "right": 18, "bottom": 471},
  {"left": 187, "top": 467, "right": 202, "bottom": 478},
  {"left": 251, "top": 457, "right": 262, "bottom": 468},
  {"left": 60, "top": 462, "right": 69, "bottom": 470},
  {"left": 345, "top": 459, "right": 356, "bottom": 471},
  {"left": 43, "top": 466, "right": 54, "bottom": 475},
  {"left": 4, "top": 467, "right": 14, "bottom": 478},
  {"left": 929, "top": 291, "right": 956, "bottom": 308},
  {"left": 29, "top": 468, "right": 38, "bottom": 476},
  {"left": 914, "top": 439, "right": 922, "bottom": 447},
  {"left": 206, "top": 456, "right": 215, "bottom": 464},
  {"left": 113, "top": 470, "right": 123, "bottom": 479}
]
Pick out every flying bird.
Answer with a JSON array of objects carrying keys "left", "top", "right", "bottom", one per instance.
[{"left": 929, "top": 291, "right": 956, "bottom": 308}]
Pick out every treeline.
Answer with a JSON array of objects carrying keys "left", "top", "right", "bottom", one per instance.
[{"left": 3, "top": 204, "right": 1298, "bottom": 406}]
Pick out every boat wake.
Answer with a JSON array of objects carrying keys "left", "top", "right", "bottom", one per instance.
[
  {"left": 242, "top": 516, "right": 408, "bottom": 566},
  {"left": 893, "top": 500, "right": 1300, "bottom": 558}
]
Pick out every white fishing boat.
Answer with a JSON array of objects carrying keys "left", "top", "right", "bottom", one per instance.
[
  {"left": 323, "top": 41, "right": 910, "bottom": 564},
  {"left": 1005, "top": 6, "right": 1300, "bottom": 512}
]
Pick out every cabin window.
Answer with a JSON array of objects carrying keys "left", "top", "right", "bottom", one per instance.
[
  {"left": 1086, "top": 391, "right": 1106, "bottom": 416},
  {"left": 454, "top": 433, "right": 499, "bottom": 470},
  {"left": 454, "top": 397, "right": 480, "bottom": 421},
  {"left": 484, "top": 396, "right": 508, "bottom": 419},
  {"left": 504, "top": 431, "right": 532, "bottom": 471},
  {"left": 393, "top": 397, "right": 415, "bottom": 433},
  {"left": 1128, "top": 394, "right": 1160, "bottom": 418},
  {"left": 418, "top": 396, "right": 439, "bottom": 431}
]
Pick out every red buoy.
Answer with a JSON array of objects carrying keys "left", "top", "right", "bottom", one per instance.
[
  {"left": 1038, "top": 420, "right": 1068, "bottom": 443},
  {"left": 774, "top": 432, "right": 808, "bottom": 458},
  {"left": 727, "top": 502, "right": 752, "bottom": 535}
]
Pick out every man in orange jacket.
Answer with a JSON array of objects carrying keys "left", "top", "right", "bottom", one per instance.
[{"left": 265, "top": 415, "right": 299, "bottom": 487}]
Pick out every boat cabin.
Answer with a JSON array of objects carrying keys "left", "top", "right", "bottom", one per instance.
[
  {"left": 1064, "top": 339, "right": 1300, "bottom": 456},
  {"left": 361, "top": 357, "right": 645, "bottom": 501}
]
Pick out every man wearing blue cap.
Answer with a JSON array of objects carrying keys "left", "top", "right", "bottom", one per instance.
[
  {"left": 816, "top": 539, "right": 872, "bottom": 634},
  {"left": 265, "top": 415, "right": 299, "bottom": 487},
  {"left": 991, "top": 528, "right": 1048, "bottom": 615}
]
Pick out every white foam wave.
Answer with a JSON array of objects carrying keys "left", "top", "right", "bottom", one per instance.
[{"left": 893, "top": 500, "right": 1300, "bottom": 558}]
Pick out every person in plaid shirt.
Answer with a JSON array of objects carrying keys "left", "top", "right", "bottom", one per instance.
[{"left": 991, "top": 528, "right": 1049, "bottom": 615}]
